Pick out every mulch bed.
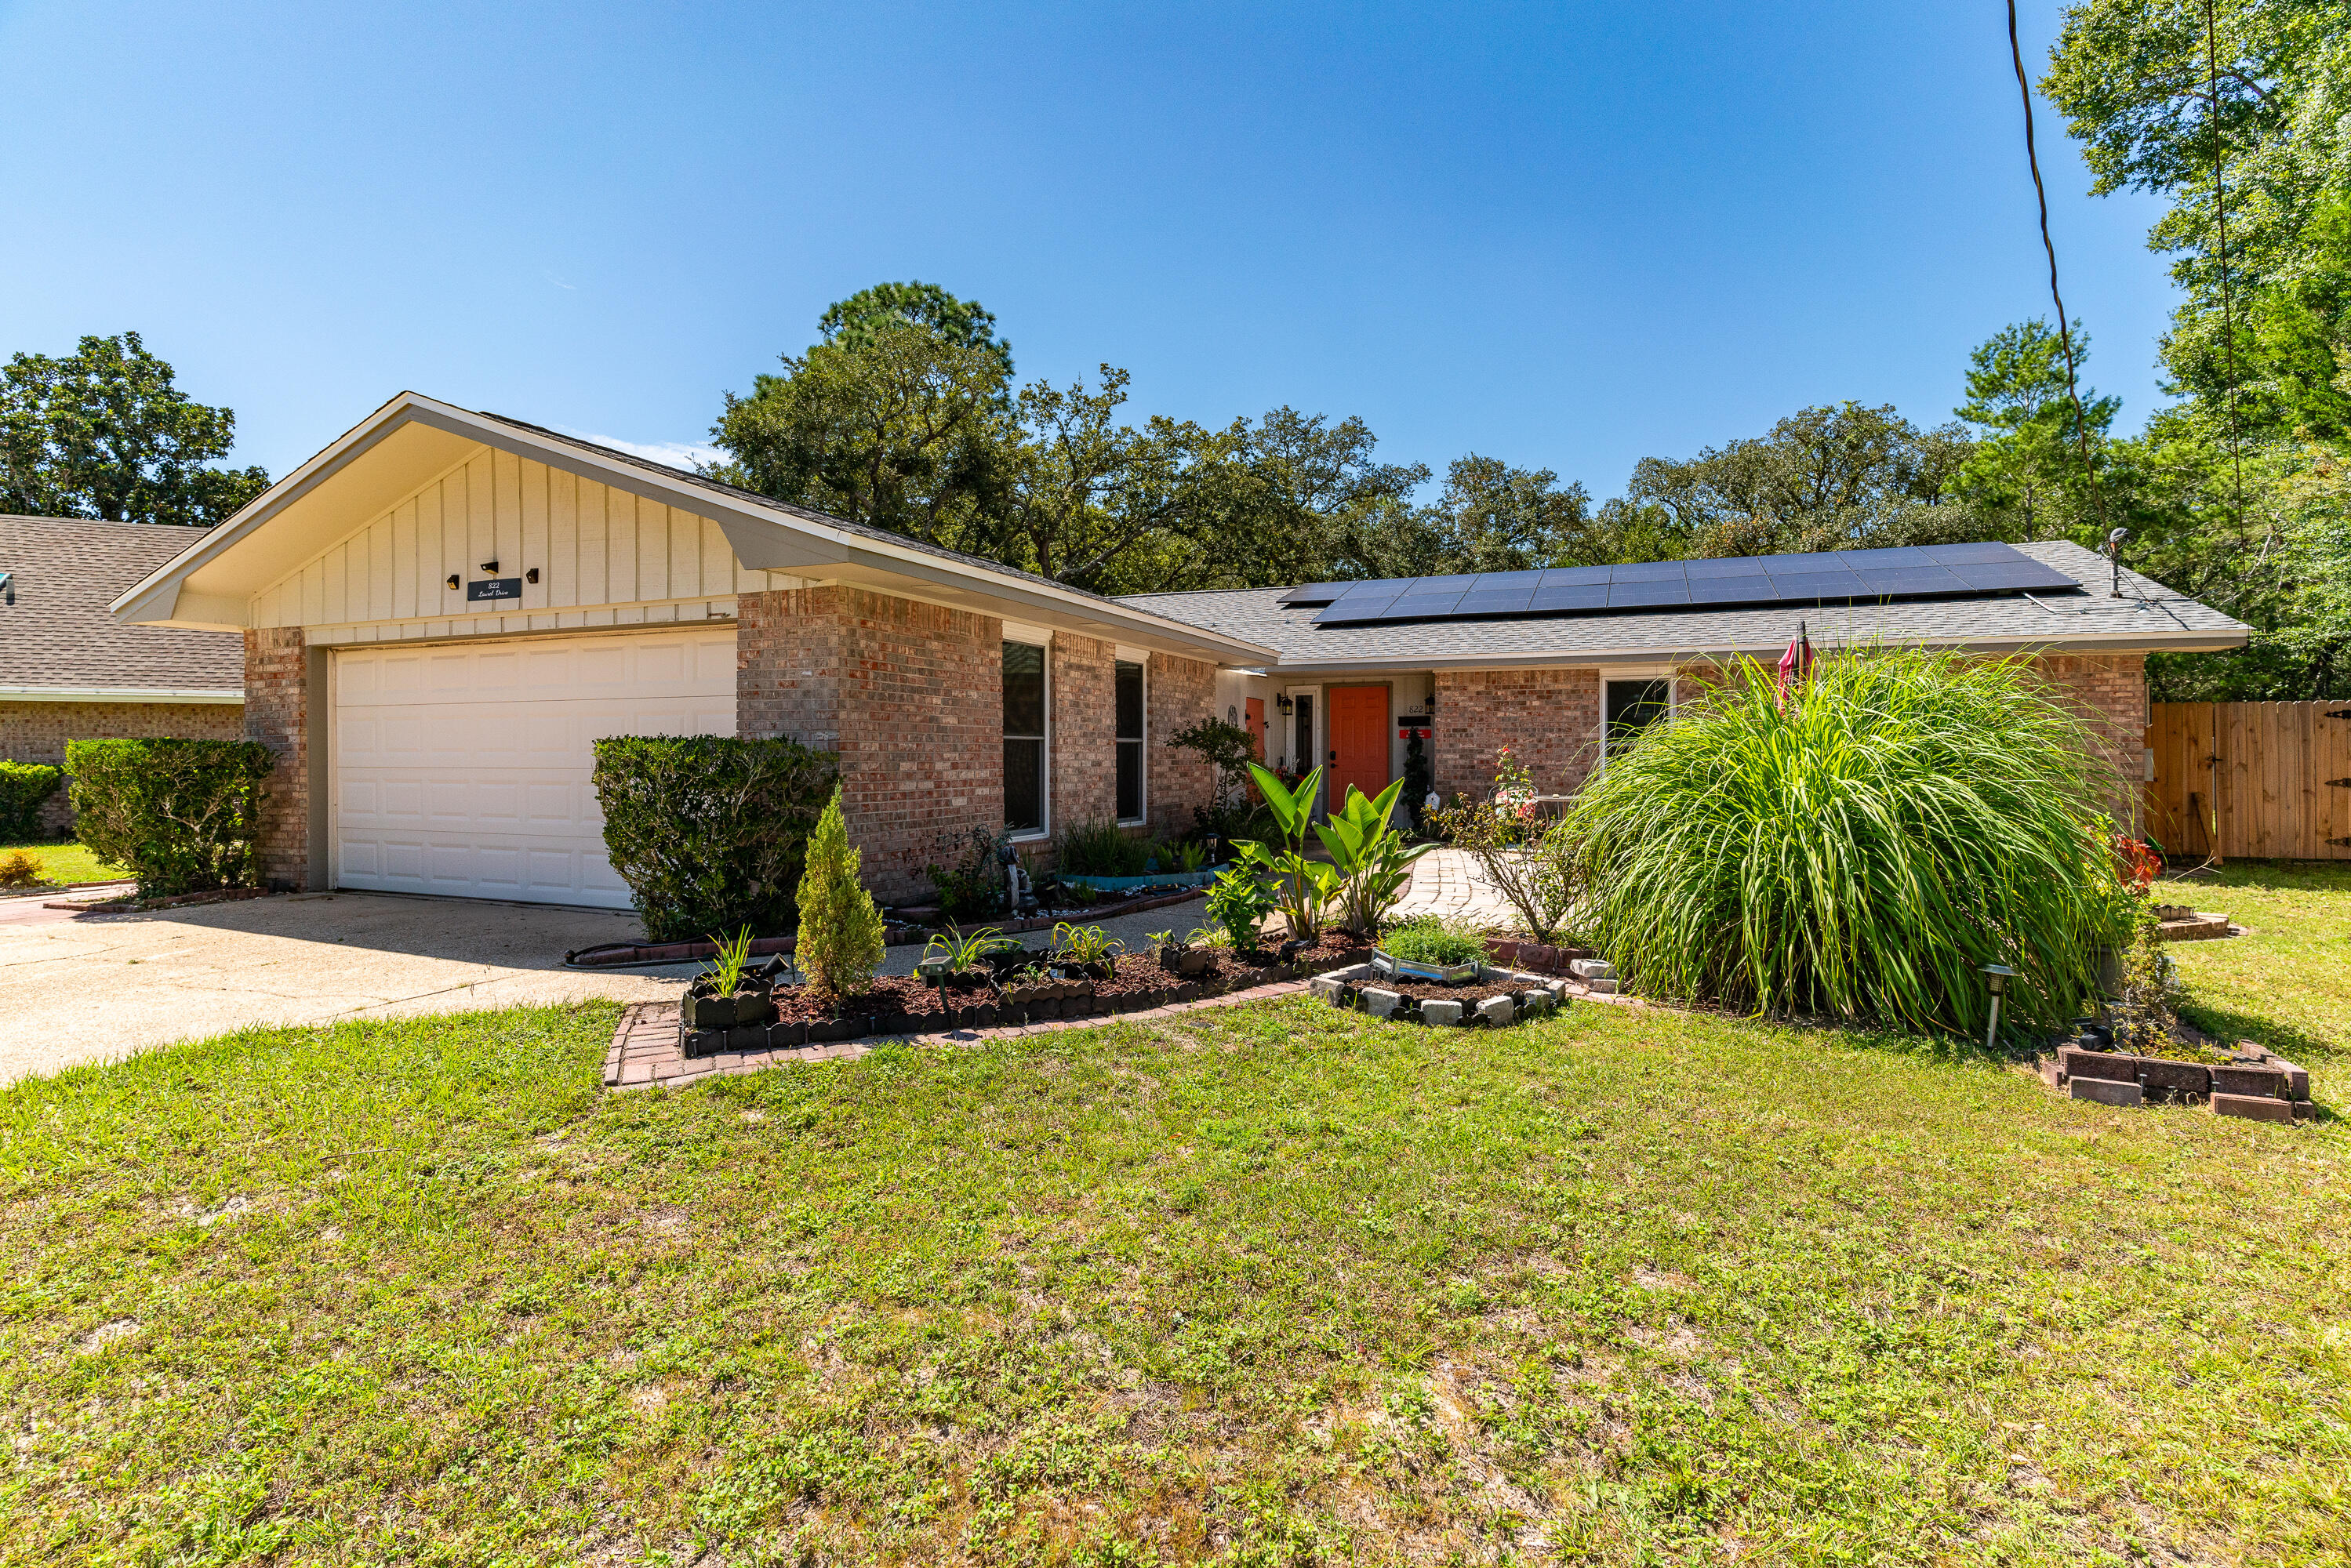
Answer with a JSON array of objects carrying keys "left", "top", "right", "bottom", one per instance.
[{"left": 1364, "top": 973, "right": 1517, "bottom": 1004}]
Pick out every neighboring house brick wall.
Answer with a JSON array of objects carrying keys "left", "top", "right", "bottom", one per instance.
[
  {"left": 737, "top": 585, "right": 1003, "bottom": 905},
  {"left": 1052, "top": 635, "right": 1117, "bottom": 835},
  {"left": 1147, "top": 652, "right": 1217, "bottom": 838},
  {"left": 1, "top": 700, "right": 245, "bottom": 837},
  {"left": 1432, "top": 667, "right": 1602, "bottom": 802},
  {"left": 244, "top": 627, "right": 311, "bottom": 890}
]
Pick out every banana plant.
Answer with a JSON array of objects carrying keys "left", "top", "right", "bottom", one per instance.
[
  {"left": 1313, "top": 777, "right": 1436, "bottom": 935},
  {"left": 1237, "top": 762, "right": 1334, "bottom": 940}
]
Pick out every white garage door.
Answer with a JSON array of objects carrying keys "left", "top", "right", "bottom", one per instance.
[{"left": 332, "top": 627, "right": 737, "bottom": 907}]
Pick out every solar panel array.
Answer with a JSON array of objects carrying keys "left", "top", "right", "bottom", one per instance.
[{"left": 1275, "top": 543, "right": 2080, "bottom": 626}]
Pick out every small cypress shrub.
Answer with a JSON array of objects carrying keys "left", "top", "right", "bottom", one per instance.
[
  {"left": 64, "top": 739, "right": 274, "bottom": 898},
  {"left": 794, "top": 786, "right": 885, "bottom": 999},
  {"left": 0, "top": 760, "right": 64, "bottom": 840}
]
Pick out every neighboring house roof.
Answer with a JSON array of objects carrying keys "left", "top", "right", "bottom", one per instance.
[
  {"left": 1117, "top": 541, "right": 2250, "bottom": 673},
  {"left": 0, "top": 516, "right": 244, "bottom": 701},
  {"left": 111, "top": 392, "right": 1279, "bottom": 667}
]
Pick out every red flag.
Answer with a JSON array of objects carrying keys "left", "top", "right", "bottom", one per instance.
[{"left": 1777, "top": 619, "right": 1813, "bottom": 701}]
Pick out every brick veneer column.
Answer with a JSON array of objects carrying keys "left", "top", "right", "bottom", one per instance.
[
  {"left": 1431, "top": 667, "right": 1601, "bottom": 803},
  {"left": 1, "top": 699, "right": 245, "bottom": 836},
  {"left": 2029, "top": 652, "right": 2149, "bottom": 828},
  {"left": 1147, "top": 652, "right": 1217, "bottom": 837},
  {"left": 243, "top": 627, "right": 312, "bottom": 890},
  {"left": 1052, "top": 634, "right": 1117, "bottom": 831},
  {"left": 737, "top": 585, "right": 1004, "bottom": 904}
]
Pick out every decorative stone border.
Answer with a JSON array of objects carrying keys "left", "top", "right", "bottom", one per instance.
[
  {"left": 604, "top": 973, "right": 1320, "bottom": 1090},
  {"left": 2037, "top": 1040, "right": 2316, "bottom": 1123},
  {"left": 1306, "top": 963, "right": 1571, "bottom": 1027}
]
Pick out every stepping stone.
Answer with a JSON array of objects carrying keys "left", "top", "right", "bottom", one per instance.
[{"left": 1569, "top": 957, "right": 1616, "bottom": 982}]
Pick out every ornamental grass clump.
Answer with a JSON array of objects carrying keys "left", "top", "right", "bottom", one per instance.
[{"left": 1566, "top": 648, "right": 2112, "bottom": 1038}]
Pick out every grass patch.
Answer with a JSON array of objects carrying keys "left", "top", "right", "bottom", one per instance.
[
  {"left": 0, "top": 841, "right": 126, "bottom": 887},
  {"left": 0, "top": 887, "right": 2344, "bottom": 1563},
  {"left": 2163, "top": 860, "right": 2351, "bottom": 1070}
]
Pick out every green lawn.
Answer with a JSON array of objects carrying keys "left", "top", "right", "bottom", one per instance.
[
  {"left": 0, "top": 840, "right": 126, "bottom": 887},
  {"left": 0, "top": 880, "right": 2343, "bottom": 1564}
]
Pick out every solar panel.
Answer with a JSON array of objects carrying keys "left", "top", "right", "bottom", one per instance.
[{"left": 1281, "top": 543, "right": 2080, "bottom": 626}]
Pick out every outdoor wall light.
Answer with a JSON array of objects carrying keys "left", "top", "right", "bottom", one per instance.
[
  {"left": 525, "top": 568, "right": 540, "bottom": 584},
  {"left": 1979, "top": 964, "right": 2017, "bottom": 1051},
  {"left": 445, "top": 573, "right": 460, "bottom": 590},
  {"left": 480, "top": 559, "right": 500, "bottom": 575},
  {"left": 1274, "top": 693, "right": 1293, "bottom": 717}
]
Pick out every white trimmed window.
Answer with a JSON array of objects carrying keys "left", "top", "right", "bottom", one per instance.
[
  {"left": 1114, "top": 658, "right": 1146, "bottom": 822},
  {"left": 1004, "top": 639, "right": 1048, "bottom": 837}
]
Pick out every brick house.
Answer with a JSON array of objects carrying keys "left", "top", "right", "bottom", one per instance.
[
  {"left": 111, "top": 392, "right": 2247, "bottom": 913},
  {"left": 2, "top": 516, "right": 245, "bottom": 837}
]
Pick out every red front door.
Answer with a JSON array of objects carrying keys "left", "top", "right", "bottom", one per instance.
[
  {"left": 1326, "top": 684, "right": 1390, "bottom": 811},
  {"left": 1245, "top": 697, "right": 1266, "bottom": 761}
]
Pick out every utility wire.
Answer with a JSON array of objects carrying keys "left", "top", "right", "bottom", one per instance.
[
  {"left": 2203, "top": 0, "right": 2251, "bottom": 540},
  {"left": 2005, "top": 1, "right": 2109, "bottom": 534}
]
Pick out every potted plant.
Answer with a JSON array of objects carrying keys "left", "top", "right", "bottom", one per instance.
[
  {"left": 686, "top": 927, "right": 776, "bottom": 1029},
  {"left": 1373, "top": 917, "right": 1485, "bottom": 984}
]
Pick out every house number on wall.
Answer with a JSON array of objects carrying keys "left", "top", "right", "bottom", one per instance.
[{"left": 466, "top": 577, "right": 524, "bottom": 602}]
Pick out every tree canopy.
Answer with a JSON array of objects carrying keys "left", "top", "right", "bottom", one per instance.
[{"left": 0, "top": 332, "right": 269, "bottom": 528}]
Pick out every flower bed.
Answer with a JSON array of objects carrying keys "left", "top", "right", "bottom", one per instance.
[
  {"left": 678, "top": 933, "right": 1375, "bottom": 1058},
  {"left": 1307, "top": 961, "right": 1568, "bottom": 1028}
]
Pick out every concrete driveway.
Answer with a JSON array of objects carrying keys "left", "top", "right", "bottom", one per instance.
[{"left": 0, "top": 891, "right": 696, "bottom": 1084}]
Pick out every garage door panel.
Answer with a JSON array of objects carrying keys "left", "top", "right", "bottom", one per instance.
[{"left": 334, "top": 628, "right": 735, "bottom": 908}]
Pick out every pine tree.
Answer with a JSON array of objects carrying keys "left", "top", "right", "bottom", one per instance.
[{"left": 794, "top": 787, "right": 884, "bottom": 998}]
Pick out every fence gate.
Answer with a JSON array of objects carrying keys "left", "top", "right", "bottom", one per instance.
[{"left": 2144, "top": 701, "right": 2351, "bottom": 861}]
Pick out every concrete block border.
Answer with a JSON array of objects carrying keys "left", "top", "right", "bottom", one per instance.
[
  {"left": 2037, "top": 1040, "right": 2316, "bottom": 1124},
  {"left": 1306, "top": 962, "right": 1569, "bottom": 1027}
]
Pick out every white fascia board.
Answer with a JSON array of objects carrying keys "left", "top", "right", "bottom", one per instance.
[{"left": 0, "top": 686, "right": 243, "bottom": 703}]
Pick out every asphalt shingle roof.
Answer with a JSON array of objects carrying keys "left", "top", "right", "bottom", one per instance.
[
  {"left": 1, "top": 516, "right": 242, "bottom": 695},
  {"left": 1115, "top": 542, "right": 2248, "bottom": 670}
]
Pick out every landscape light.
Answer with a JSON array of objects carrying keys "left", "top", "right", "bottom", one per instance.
[{"left": 1980, "top": 964, "right": 2017, "bottom": 1051}]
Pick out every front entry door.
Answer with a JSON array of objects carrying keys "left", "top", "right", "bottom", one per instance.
[{"left": 1326, "top": 684, "right": 1391, "bottom": 811}]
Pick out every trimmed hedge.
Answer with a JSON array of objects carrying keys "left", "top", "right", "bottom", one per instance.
[
  {"left": 64, "top": 739, "right": 274, "bottom": 898},
  {"left": 591, "top": 735, "right": 839, "bottom": 942},
  {"left": 0, "top": 761, "right": 64, "bottom": 840}
]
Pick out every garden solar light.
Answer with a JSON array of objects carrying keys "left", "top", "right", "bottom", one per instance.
[{"left": 1980, "top": 964, "right": 2017, "bottom": 1051}]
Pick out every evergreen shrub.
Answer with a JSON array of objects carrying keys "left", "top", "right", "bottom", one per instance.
[{"left": 64, "top": 739, "right": 274, "bottom": 898}]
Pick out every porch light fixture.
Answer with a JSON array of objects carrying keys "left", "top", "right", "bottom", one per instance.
[
  {"left": 1275, "top": 693, "right": 1293, "bottom": 717},
  {"left": 525, "top": 568, "right": 540, "bottom": 584},
  {"left": 445, "top": 573, "right": 460, "bottom": 590},
  {"left": 480, "top": 559, "right": 500, "bottom": 575},
  {"left": 1980, "top": 964, "right": 2017, "bottom": 1051}
]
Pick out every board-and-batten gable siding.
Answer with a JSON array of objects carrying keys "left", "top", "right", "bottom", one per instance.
[{"left": 249, "top": 446, "right": 779, "bottom": 641}]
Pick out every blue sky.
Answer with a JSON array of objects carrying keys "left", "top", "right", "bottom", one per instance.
[{"left": 0, "top": 1, "right": 2173, "bottom": 498}]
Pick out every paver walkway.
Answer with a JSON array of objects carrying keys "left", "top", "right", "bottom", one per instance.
[{"left": 1390, "top": 846, "right": 1517, "bottom": 926}]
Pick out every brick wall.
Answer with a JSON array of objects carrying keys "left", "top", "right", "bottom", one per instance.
[
  {"left": 243, "top": 626, "right": 311, "bottom": 890},
  {"left": 2030, "top": 652, "right": 2149, "bottom": 826},
  {"left": 1052, "top": 635, "right": 1117, "bottom": 833},
  {"left": 1431, "top": 667, "right": 1601, "bottom": 802},
  {"left": 1, "top": 699, "right": 245, "bottom": 837},
  {"left": 737, "top": 586, "right": 1004, "bottom": 903},
  {"left": 1147, "top": 652, "right": 1217, "bottom": 838}
]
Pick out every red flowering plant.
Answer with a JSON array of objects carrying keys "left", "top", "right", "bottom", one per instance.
[{"left": 2113, "top": 832, "right": 2162, "bottom": 895}]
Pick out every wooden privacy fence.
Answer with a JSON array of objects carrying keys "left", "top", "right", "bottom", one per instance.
[{"left": 2143, "top": 701, "right": 2351, "bottom": 862}]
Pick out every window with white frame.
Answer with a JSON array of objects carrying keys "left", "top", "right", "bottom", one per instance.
[
  {"left": 1114, "top": 658, "right": 1146, "bottom": 822},
  {"left": 1004, "top": 640, "right": 1048, "bottom": 836},
  {"left": 1601, "top": 677, "right": 1672, "bottom": 765}
]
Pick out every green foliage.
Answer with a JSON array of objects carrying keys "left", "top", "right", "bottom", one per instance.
[
  {"left": 63, "top": 738, "right": 273, "bottom": 898},
  {"left": 590, "top": 735, "right": 838, "bottom": 944},
  {"left": 1054, "top": 818, "right": 1154, "bottom": 877},
  {"left": 1435, "top": 793, "right": 1584, "bottom": 944},
  {"left": 922, "top": 926, "right": 1011, "bottom": 972},
  {"left": 1312, "top": 777, "right": 1434, "bottom": 935},
  {"left": 1950, "top": 317, "right": 2121, "bottom": 537},
  {"left": 1400, "top": 732, "right": 1432, "bottom": 829},
  {"left": 1567, "top": 650, "right": 2112, "bottom": 1036},
  {"left": 702, "top": 927, "right": 755, "bottom": 997},
  {"left": 1235, "top": 763, "right": 1337, "bottom": 941},
  {"left": 0, "top": 331, "right": 270, "bottom": 526},
  {"left": 0, "top": 848, "right": 39, "bottom": 889},
  {"left": 1379, "top": 916, "right": 1487, "bottom": 967},
  {"left": 0, "top": 760, "right": 63, "bottom": 840},
  {"left": 794, "top": 788, "right": 885, "bottom": 999},
  {"left": 818, "top": 279, "right": 1013, "bottom": 380},
  {"left": 1050, "top": 923, "right": 1124, "bottom": 966},
  {"left": 1204, "top": 864, "right": 1278, "bottom": 949},
  {"left": 924, "top": 828, "right": 1010, "bottom": 921},
  {"left": 1163, "top": 717, "right": 1259, "bottom": 810}
]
